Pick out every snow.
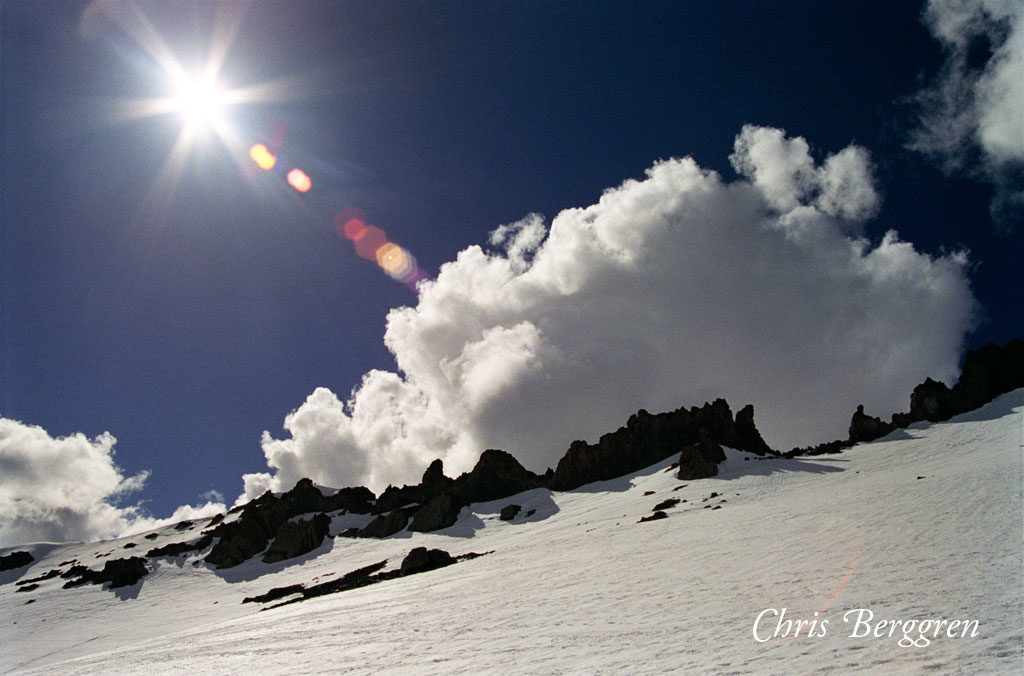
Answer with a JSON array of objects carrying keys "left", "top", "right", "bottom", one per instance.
[{"left": 2, "top": 390, "right": 1021, "bottom": 674}]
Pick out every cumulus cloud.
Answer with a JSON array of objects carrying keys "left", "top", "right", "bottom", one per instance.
[
  {"left": 910, "top": 0, "right": 1024, "bottom": 224},
  {"left": 0, "top": 418, "right": 225, "bottom": 546},
  {"left": 248, "top": 125, "right": 976, "bottom": 500},
  {"left": 0, "top": 419, "right": 147, "bottom": 545},
  {"left": 119, "top": 500, "right": 226, "bottom": 538}
]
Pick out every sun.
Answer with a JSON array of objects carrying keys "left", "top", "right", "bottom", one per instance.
[{"left": 170, "top": 71, "right": 228, "bottom": 134}]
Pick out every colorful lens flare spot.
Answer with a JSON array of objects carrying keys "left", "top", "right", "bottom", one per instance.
[
  {"left": 286, "top": 168, "right": 312, "bottom": 193},
  {"left": 249, "top": 144, "right": 277, "bottom": 170},
  {"left": 334, "top": 206, "right": 429, "bottom": 288}
]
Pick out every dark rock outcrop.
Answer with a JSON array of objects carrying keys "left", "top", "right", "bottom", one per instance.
[
  {"left": 356, "top": 509, "right": 410, "bottom": 539},
  {"left": 891, "top": 340, "right": 1024, "bottom": 427},
  {"left": 848, "top": 405, "right": 896, "bottom": 444},
  {"left": 146, "top": 535, "right": 213, "bottom": 559},
  {"left": 638, "top": 511, "right": 668, "bottom": 523},
  {"left": 0, "top": 551, "right": 34, "bottom": 572},
  {"left": 205, "top": 492, "right": 288, "bottom": 568},
  {"left": 371, "top": 453, "right": 545, "bottom": 536},
  {"left": 847, "top": 339, "right": 1024, "bottom": 447},
  {"left": 549, "top": 399, "right": 770, "bottom": 491},
  {"left": 652, "top": 498, "right": 680, "bottom": 511},
  {"left": 63, "top": 557, "right": 148, "bottom": 589},
  {"left": 399, "top": 547, "right": 456, "bottom": 575},
  {"left": 262, "top": 513, "right": 332, "bottom": 564},
  {"left": 499, "top": 504, "right": 522, "bottom": 521},
  {"left": 374, "top": 459, "right": 454, "bottom": 515},
  {"left": 677, "top": 428, "right": 726, "bottom": 480},
  {"left": 452, "top": 449, "right": 546, "bottom": 504},
  {"left": 206, "top": 479, "right": 373, "bottom": 568},
  {"left": 409, "top": 493, "right": 462, "bottom": 533}
]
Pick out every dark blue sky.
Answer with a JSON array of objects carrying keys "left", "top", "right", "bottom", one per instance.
[{"left": 2, "top": 1, "right": 1021, "bottom": 520}]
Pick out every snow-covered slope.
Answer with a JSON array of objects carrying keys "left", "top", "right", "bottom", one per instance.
[{"left": 2, "top": 390, "right": 1022, "bottom": 675}]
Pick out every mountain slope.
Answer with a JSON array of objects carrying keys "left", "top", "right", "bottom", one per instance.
[{"left": 2, "top": 390, "right": 1022, "bottom": 674}]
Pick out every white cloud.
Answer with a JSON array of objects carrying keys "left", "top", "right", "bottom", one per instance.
[
  {"left": 911, "top": 0, "right": 1024, "bottom": 223},
  {"left": 249, "top": 125, "right": 976, "bottom": 500},
  {"left": 0, "top": 418, "right": 227, "bottom": 547},
  {"left": 0, "top": 419, "right": 148, "bottom": 546},
  {"left": 119, "top": 500, "right": 226, "bottom": 538}
]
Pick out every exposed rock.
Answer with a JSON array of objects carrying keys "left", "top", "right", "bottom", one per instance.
[
  {"left": 144, "top": 533, "right": 159, "bottom": 540},
  {"left": 206, "top": 479, "right": 374, "bottom": 568},
  {"left": 146, "top": 535, "right": 213, "bottom": 559},
  {"left": 952, "top": 339, "right": 1024, "bottom": 413},
  {"left": 890, "top": 340, "right": 1024, "bottom": 428},
  {"left": 652, "top": 498, "right": 680, "bottom": 511},
  {"left": 550, "top": 399, "right": 770, "bottom": 491},
  {"left": 409, "top": 493, "right": 462, "bottom": 533},
  {"left": 17, "top": 569, "right": 62, "bottom": 585},
  {"left": 399, "top": 547, "right": 456, "bottom": 575},
  {"left": 356, "top": 509, "right": 410, "bottom": 539},
  {"left": 908, "top": 378, "right": 955, "bottom": 423},
  {"left": 63, "top": 557, "right": 148, "bottom": 589},
  {"left": 0, "top": 551, "right": 34, "bottom": 572},
  {"left": 638, "top": 511, "right": 668, "bottom": 523},
  {"left": 374, "top": 460, "right": 454, "bottom": 515},
  {"left": 243, "top": 583, "right": 305, "bottom": 604},
  {"left": 205, "top": 491, "right": 287, "bottom": 568},
  {"left": 173, "top": 520, "right": 194, "bottom": 531},
  {"left": 677, "top": 429, "right": 725, "bottom": 480},
  {"left": 282, "top": 478, "right": 375, "bottom": 516},
  {"left": 421, "top": 459, "right": 455, "bottom": 497},
  {"left": 452, "top": 449, "right": 545, "bottom": 504},
  {"left": 848, "top": 405, "right": 896, "bottom": 443},
  {"left": 16, "top": 583, "right": 39, "bottom": 592},
  {"left": 101, "top": 557, "right": 149, "bottom": 588},
  {"left": 499, "top": 504, "right": 522, "bottom": 521},
  {"left": 262, "top": 513, "right": 332, "bottom": 564}
]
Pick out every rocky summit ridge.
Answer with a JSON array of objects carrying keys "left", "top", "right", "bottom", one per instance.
[{"left": 3, "top": 340, "right": 1021, "bottom": 586}]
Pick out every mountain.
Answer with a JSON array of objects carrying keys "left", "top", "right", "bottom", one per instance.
[{"left": 1, "top": 349, "right": 1022, "bottom": 673}]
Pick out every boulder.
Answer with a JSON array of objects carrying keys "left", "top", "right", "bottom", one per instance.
[
  {"left": 101, "top": 557, "right": 149, "bottom": 588},
  {"left": 409, "top": 493, "right": 463, "bottom": 533},
  {"left": 399, "top": 547, "right": 455, "bottom": 575},
  {"left": 63, "top": 557, "right": 148, "bottom": 589},
  {"left": 638, "top": 511, "right": 668, "bottom": 523},
  {"left": 262, "top": 513, "right": 332, "bottom": 563},
  {"left": 499, "top": 504, "right": 522, "bottom": 521},
  {"left": 0, "top": 551, "right": 34, "bottom": 572},
  {"left": 677, "top": 430, "right": 724, "bottom": 480}
]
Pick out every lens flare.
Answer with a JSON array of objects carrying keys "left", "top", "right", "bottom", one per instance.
[
  {"left": 376, "top": 242, "right": 413, "bottom": 278},
  {"left": 353, "top": 225, "right": 387, "bottom": 260},
  {"left": 249, "top": 144, "right": 277, "bottom": 170},
  {"left": 334, "top": 206, "right": 429, "bottom": 289},
  {"left": 286, "top": 168, "right": 311, "bottom": 193}
]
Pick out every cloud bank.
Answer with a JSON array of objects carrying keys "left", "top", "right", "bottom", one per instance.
[
  {"left": 247, "top": 125, "right": 977, "bottom": 500},
  {"left": 0, "top": 418, "right": 223, "bottom": 547},
  {"left": 910, "top": 0, "right": 1024, "bottom": 224}
]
